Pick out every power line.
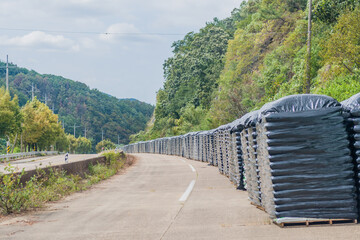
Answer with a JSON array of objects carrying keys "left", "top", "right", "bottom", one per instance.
[
  {"left": 0, "top": 27, "right": 310, "bottom": 36},
  {"left": 0, "top": 27, "right": 186, "bottom": 36}
]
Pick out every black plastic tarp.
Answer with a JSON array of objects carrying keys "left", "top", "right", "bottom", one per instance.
[{"left": 256, "top": 94, "right": 358, "bottom": 219}]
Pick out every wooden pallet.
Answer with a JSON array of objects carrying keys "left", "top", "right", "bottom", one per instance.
[
  {"left": 274, "top": 218, "right": 358, "bottom": 228},
  {"left": 250, "top": 202, "right": 266, "bottom": 212}
]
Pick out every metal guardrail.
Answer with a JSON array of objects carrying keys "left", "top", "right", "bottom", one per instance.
[{"left": 0, "top": 151, "right": 59, "bottom": 161}]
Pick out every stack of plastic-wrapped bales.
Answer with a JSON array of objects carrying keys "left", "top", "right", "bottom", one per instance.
[
  {"left": 188, "top": 132, "right": 195, "bottom": 160},
  {"left": 183, "top": 133, "right": 191, "bottom": 158},
  {"left": 197, "top": 132, "right": 203, "bottom": 161},
  {"left": 240, "top": 110, "right": 261, "bottom": 206},
  {"left": 229, "top": 122, "right": 238, "bottom": 185},
  {"left": 342, "top": 93, "right": 360, "bottom": 216},
  {"left": 215, "top": 124, "right": 232, "bottom": 176},
  {"left": 205, "top": 131, "right": 211, "bottom": 163},
  {"left": 200, "top": 132, "right": 204, "bottom": 161},
  {"left": 223, "top": 124, "right": 233, "bottom": 177},
  {"left": 200, "top": 132, "right": 205, "bottom": 162},
  {"left": 257, "top": 94, "right": 358, "bottom": 219},
  {"left": 204, "top": 131, "right": 211, "bottom": 164},
  {"left": 201, "top": 131, "right": 208, "bottom": 162},
  {"left": 209, "top": 129, "right": 217, "bottom": 166},
  {"left": 215, "top": 126, "right": 225, "bottom": 173},
  {"left": 229, "top": 118, "right": 244, "bottom": 189}
]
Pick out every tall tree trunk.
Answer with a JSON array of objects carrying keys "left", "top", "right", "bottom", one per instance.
[
  {"left": 11, "top": 133, "right": 18, "bottom": 153},
  {"left": 20, "top": 133, "right": 23, "bottom": 153}
]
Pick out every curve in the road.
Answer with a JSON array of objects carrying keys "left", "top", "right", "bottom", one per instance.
[{"left": 1, "top": 154, "right": 360, "bottom": 240}]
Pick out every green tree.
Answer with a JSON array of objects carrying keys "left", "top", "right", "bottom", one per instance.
[
  {"left": 55, "top": 130, "right": 69, "bottom": 152},
  {"left": 66, "top": 134, "right": 77, "bottom": 153},
  {"left": 21, "top": 98, "right": 62, "bottom": 150},
  {"left": 141, "top": 14, "right": 240, "bottom": 140},
  {"left": 0, "top": 62, "right": 154, "bottom": 148},
  {"left": 76, "top": 137, "right": 92, "bottom": 154},
  {"left": 314, "top": 0, "right": 360, "bottom": 23},
  {"left": 321, "top": 8, "right": 360, "bottom": 76},
  {"left": 162, "top": 25, "right": 231, "bottom": 115},
  {"left": 0, "top": 87, "right": 22, "bottom": 140},
  {"left": 95, "top": 140, "right": 116, "bottom": 153}
]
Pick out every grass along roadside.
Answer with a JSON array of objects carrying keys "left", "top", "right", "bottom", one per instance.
[{"left": 0, "top": 151, "right": 135, "bottom": 215}]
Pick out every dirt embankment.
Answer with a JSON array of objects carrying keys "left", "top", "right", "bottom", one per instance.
[{"left": 125, "top": 154, "right": 137, "bottom": 167}]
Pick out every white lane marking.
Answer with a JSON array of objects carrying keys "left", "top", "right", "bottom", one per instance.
[
  {"left": 181, "top": 159, "right": 186, "bottom": 163},
  {"left": 188, "top": 164, "right": 195, "bottom": 172},
  {"left": 179, "top": 180, "right": 196, "bottom": 202}
]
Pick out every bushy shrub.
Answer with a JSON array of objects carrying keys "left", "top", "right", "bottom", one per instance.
[
  {"left": 0, "top": 166, "right": 37, "bottom": 214},
  {"left": 95, "top": 140, "right": 116, "bottom": 153}
]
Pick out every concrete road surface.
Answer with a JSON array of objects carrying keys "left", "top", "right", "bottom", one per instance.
[
  {"left": 1, "top": 153, "right": 360, "bottom": 240},
  {"left": 0, "top": 154, "right": 99, "bottom": 173}
]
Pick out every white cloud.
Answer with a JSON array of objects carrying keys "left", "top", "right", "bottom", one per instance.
[
  {"left": 0, "top": 31, "right": 79, "bottom": 51},
  {"left": 0, "top": 0, "right": 241, "bottom": 104},
  {"left": 79, "top": 37, "right": 96, "bottom": 49}
]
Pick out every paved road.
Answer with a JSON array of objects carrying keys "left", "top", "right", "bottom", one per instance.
[
  {"left": 1, "top": 153, "right": 360, "bottom": 239},
  {"left": 0, "top": 154, "right": 100, "bottom": 173}
]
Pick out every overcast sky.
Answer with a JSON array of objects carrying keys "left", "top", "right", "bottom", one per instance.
[{"left": 0, "top": 0, "right": 241, "bottom": 104}]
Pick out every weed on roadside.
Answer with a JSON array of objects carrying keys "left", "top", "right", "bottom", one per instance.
[
  {"left": 0, "top": 151, "right": 127, "bottom": 215},
  {"left": 0, "top": 165, "right": 37, "bottom": 214}
]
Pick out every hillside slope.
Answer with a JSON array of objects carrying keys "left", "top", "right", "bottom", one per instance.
[
  {"left": 0, "top": 63, "right": 154, "bottom": 145},
  {"left": 132, "top": 0, "right": 360, "bottom": 142}
]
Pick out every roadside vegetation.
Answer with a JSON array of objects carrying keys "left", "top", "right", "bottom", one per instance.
[
  {"left": 0, "top": 88, "right": 119, "bottom": 154},
  {"left": 0, "top": 151, "right": 132, "bottom": 215},
  {"left": 95, "top": 140, "right": 116, "bottom": 153},
  {"left": 0, "top": 88, "right": 97, "bottom": 154}
]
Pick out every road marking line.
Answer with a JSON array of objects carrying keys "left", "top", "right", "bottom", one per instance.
[
  {"left": 179, "top": 180, "right": 195, "bottom": 202},
  {"left": 181, "top": 159, "right": 186, "bottom": 163},
  {"left": 188, "top": 164, "right": 195, "bottom": 172}
]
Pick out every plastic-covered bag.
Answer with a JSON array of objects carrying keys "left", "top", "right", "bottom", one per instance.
[
  {"left": 259, "top": 94, "right": 341, "bottom": 117},
  {"left": 256, "top": 94, "right": 357, "bottom": 219}
]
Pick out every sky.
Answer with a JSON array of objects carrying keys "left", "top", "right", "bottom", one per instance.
[{"left": 0, "top": 0, "right": 241, "bottom": 105}]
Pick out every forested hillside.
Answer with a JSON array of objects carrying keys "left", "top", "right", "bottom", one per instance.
[
  {"left": 132, "top": 0, "right": 360, "bottom": 142},
  {"left": 0, "top": 64, "right": 154, "bottom": 146}
]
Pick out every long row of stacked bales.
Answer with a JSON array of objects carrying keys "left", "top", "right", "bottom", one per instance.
[{"left": 123, "top": 94, "right": 360, "bottom": 223}]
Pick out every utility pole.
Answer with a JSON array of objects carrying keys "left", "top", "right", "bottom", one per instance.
[
  {"left": 6, "top": 55, "right": 9, "bottom": 92},
  {"left": 73, "top": 123, "right": 80, "bottom": 137},
  {"left": 28, "top": 83, "right": 40, "bottom": 101},
  {"left": 1, "top": 55, "right": 16, "bottom": 93},
  {"left": 118, "top": 135, "right": 120, "bottom": 145},
  {"left": 31, "top": 83, "right": 35, "bottom": 100},
  {"left": 305, "top": 0, "right": 312, "bottom": 93},
  {"left": 44, "top": 93, "right": 48, "bottom": 106},
  {"left": 102, "top": 129, "right": 104, "bottom": 142},
  {"left": 84, "top": 126, "right": 87, "bottom": 138}
]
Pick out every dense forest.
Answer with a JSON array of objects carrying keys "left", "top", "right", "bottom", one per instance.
[
  {"left": 131, "top": 0, "right": 360, "bottom": 142},
  {"left": 0, "top": 64, "right": 154, "bottom": 149}
]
